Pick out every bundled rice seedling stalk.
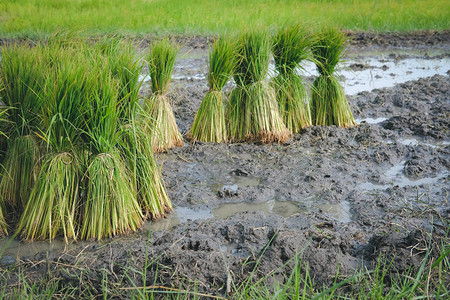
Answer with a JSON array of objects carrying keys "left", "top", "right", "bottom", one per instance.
[
  {"left": 145, "top": 39, "right": 183, "bottom": 152},
  {"left": 80, "top": 64, "right": 143, "bottom": 240},
  {"left": 272, "top": 24, "right": 312, "bottom": 133},
  {"left": 1, "top": 33, "right": 172, "bottom": 241},
  {"left": 0, "top": 43, "right": 46, "bottom": 209},
  {"left": 187, "top": 36, "right": 236, "bottom": 143},
  {"left": 17, "top": 48, "right": 90, "bottom": 241},
  {"left": 310, "top": 28, "right": 356, "bottom": 127},
  {"left": 99, "top": 37, "right": 172, "bottom": 220},
  {"left": 0, "top": 199, "right": 6, "bottom": 236},
  {"left": 226, "top": 31, "right": 290, "bottom": 143},
  {"left": 95, "top": 37, "right": 144, "bottom": 122},
  {"left": 120, "top": 119, "right": 172, "bottom": 219},
  {"left": 0, "top": 107, "right": 8, "bottom": 236}
]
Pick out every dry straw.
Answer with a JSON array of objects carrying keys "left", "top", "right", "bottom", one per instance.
[
  {"left": 187, "top": 36, "right": 237, "bottom": 143},
  {"left": 226, "top": 31, "right": 290, "bottom": 143},
  {"left": 272, "top": 24, "right": 313, "bottom": 133},
  {"left": 310, "top": 28, "right": 356, "bottom": 127},
  {"left": 145, "top": 39, "right": 183, "bottom": 152}
]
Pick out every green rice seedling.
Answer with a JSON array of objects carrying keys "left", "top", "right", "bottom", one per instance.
[
  {"left": 17, "top": 48, "right": 91, "bottom": 242},
  {"left": 101, "top": 38, "right": 172, "bottom": 221},
  {"left": 0, "top": 107, "right": 8, "bottom": 236},
  {"left": 272, "top": 24, "right": 313, "bottom": 133},
  {"left": 0, "top": 43, "right": 47, "bottom": 208},
  {"left": 18, "top": 152, "right": 80, "bottom": 241},
  {"left": 80, "top": 64, "right": 143, "bottom": 240},
  {"left": 187, "top": 36, "right": 236, "bottom": 143},
  {"left": 310, "top": 28, "right": 356, "bottom": 127},
  {"left": 0, "top": 135, "right": 40, "bottom": 208},
  {"left": 95, "top": 37, "right": 145, "bottom": 122},
  {"left": 81, "top": 150, "right": 143, "bottom": 240},
  {"left": 145, "top": 39, "right": 183, "bottom": 152},
  {"left": 226, "top": 31, "right": 290, "bottom": 143},
  {"left": 120, "top": 119, "right": 172, "bottom": 219},
  {"left": 0, "top": 205, "right": 6, "bottom": 236}
]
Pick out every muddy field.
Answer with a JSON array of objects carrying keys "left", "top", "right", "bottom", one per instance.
[{"left": 1, "top": 32, "right": 449, "bottom": 296}]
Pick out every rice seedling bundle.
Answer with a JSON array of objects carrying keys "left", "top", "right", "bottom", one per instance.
[
  {"left": 0, "top": 34, "right": 173, "bottom": 241},
  {"left": 79, "top": 63, "right": 144, "bottom": 240},
  {"left": 0, "top": 108, "right": 8, "bottom": 236},
  {"left": 120, "top": 120, "right": 172, "bottom": 219},
  {"left": 95, "top": 37, "right": 144, "bottom": 122},
  {"left": 145, "top": 39, "right": 183, "bottom": 152},
  {"left": 310, "top": 28, "right": 356, "bottom": 127},
  {"left": 272, "top": 24, "right": 312, "bottom": 133},
  {"left": 0, "top": 43, "right": 47, "bottom": 208},
  {"left": 99, "top": 37, "right": 172, "bottom": 222},
  {"left": 187, "top": 36, "right": 236, "bottom": 143},
  {"left": 226, "top": 31, "right": 290, "bottom": 143},
  {"left": 17, "top": 49, "right": 90, "bottom": 241}
]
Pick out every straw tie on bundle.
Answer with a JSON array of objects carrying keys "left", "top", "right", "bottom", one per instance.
[
  {"left": 188, "top": 36, "right": 237, "bottom": 143},
  {"left": 145, "top": 39, "right": 183, "bottom": 152},
  {"left": 226, "top": 31, "right": 290, "bottom": 143},
  {"left": 310, "top": 28, "right": 356, "bottom": 128},
  {"left": 272, "top": 24, "right": 313, "bottom": 133}
]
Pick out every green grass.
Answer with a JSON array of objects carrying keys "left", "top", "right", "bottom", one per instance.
[
  {"left": 0, "top": 231, "right": 448, "bottom": 299},
  {"left": 1, "top": 0, "right": 449, "bottom": 38}
]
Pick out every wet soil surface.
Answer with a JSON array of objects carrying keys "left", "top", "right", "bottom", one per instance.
[{"left": 1, "top": 32, "right": 449, "bottom": 296}]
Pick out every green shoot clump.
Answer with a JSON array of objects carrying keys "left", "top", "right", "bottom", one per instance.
[
  {"left": 145, "top": 39, "right": 183, "bottom": 152},
  {"left": 227, "top": 31, "right": 290, "bottom": 143},
  {"left": 0, "top": 43, "right": 46, "bottom": 209},
  {"left": 81, "top": 151, "right": 143, "bottom": 240},
  {"left": 95, "top": 37, "right": 144, "bottom": 122},
  {"left": 272, "top": 24, "right": 312, "bottom": 133},
  {"left": 120, "top": 119, "right": 172, "bottom": 220},
  {"left": 0, "top": 34, "right": 173, "bottom": 242},
  {"left": 310, "top": 28, "right": 356, "bottom": 127},
  {"left": 17, "top": 47, "right": 89, "bottom": 241},
  {"left": 188, "top": 36, "right": 237, "bottom": 143},
  {"left": 79, "top": 63, "right": 144, "bottom": 240},
  {"left": 0, "top": 107, "right": 8, "bottom": 236}
]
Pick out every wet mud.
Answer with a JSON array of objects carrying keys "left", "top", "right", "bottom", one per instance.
[{"left": 1, "top": 32, "right": 449, "bottom": 296}]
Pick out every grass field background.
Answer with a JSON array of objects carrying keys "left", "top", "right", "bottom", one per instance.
[{"left": 1, "top": 0, "right": 449, "bottom": 38}]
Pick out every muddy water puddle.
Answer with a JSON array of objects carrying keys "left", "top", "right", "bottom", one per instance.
[
  {"left": 167, "top": 48, "right": 449, "bottom": 96},
  {"left": 359, "top": 160, "right": 449, "bottom": 191},
  {"left": 355, "top": 117, "right": 387, "bottom": 124},
  {"left": 340, "top": 56, "right": 450, "bottom": 95},
  {"left": 146, "top": 197, "right": 351, "bottom": 232},
  {"left": 1, "top": 196, "right": 351, "bottom": 261},
  {"left": 208, "top": 175, "right": 261, "bottom": 193}
]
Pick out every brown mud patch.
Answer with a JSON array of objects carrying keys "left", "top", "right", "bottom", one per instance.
[{"left": 1, "top": 33, "right": 449, "bottom": 297}]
